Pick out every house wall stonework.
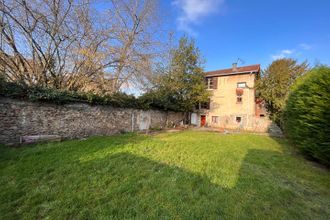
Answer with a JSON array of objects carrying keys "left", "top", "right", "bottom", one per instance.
[{"left": 0, "top": 98, "right": 184, "bottom": 145}]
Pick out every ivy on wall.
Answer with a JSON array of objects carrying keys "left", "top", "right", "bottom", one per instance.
[{"left": 0, "top": 78, "right": 175, "bottom": 111}]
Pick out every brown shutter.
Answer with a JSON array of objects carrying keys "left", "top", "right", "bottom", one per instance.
[{"left": 213, "top": 77, "right": 218, "bottom": 89}]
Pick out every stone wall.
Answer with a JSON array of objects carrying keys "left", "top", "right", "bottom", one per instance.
[{"left": 0, "top": 98, "right": 184, "bottom": 145}]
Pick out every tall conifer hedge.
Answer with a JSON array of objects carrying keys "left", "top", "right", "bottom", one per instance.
[{"left": 283, "top": 66, "right": 330, "bottom": 166}]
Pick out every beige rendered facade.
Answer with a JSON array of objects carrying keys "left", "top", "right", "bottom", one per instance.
[{"left": 193, "top": 64, "right": 270, "bottom": 132}]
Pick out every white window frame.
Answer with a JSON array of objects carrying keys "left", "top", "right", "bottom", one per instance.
[
  {"left": 207, "top": 78, "right": 213, "bottom": 90},
  {"left": 237, "top": 82, "right": 246, "bottom": 88}
]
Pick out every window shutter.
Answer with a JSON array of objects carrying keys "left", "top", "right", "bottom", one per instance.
[{"left": 213, "top": 77, "right": 218, "bottom": 89}]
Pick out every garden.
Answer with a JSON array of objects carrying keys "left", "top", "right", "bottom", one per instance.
[{"left": 1, "top": 131, "right": 329, "bottom": 219}]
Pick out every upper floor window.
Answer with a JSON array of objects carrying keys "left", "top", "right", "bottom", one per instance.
[
  {"left": 206, "top": 77, "right": 218, "bottom": 89},
  {"left": 207, "top": 78, "right": 213, "bottom": 89},
  {"left": 237, "top": 82, "right": 246, "bottom": 88}
]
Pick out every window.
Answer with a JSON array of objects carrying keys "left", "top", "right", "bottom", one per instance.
[
  {"left": 237, "top": 82, "right": 246, "bottom": 88},
  {"left": 201, "top": 99, "right": 210, "bottom": 109},
  {"left": 236, "top": 116, "right": 242, "bottom": 123},
  {"left": 212, "top": 116, "right": 219, "bottom": 124},
  {"left": 205, "top": 77, "right": 218, "bottom": 89},
  {"left": 237, "top": 96, "right": 242, "bottom": 103},
  {"left": 206, "top": 78, "right": 213, "bottom": 89}
]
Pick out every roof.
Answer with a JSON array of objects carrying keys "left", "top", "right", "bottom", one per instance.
[{"left": 205, "top": 64, "right": 260, "bottom": 77}]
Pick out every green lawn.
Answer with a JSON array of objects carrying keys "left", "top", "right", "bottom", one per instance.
[{"left": 0, "top": 131, "right": 329, "bottom": 219}]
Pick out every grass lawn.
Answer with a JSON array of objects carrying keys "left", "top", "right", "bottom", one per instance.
[{"left": 0, "top": 131, "right": 329, "bottom": 219}]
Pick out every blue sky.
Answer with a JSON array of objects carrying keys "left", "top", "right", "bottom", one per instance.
[{"left": 162, "top": 0, "right": 330, "bottom": 71}]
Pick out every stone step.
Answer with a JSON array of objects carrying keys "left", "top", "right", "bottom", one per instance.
[{"left": 20, "top": 135, "right": 61, "bottom": 144}]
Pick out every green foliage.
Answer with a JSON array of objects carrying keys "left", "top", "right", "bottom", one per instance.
[
  {"left": 0, "top": 131, "right": 329, "bottom": 219},
  {"left": 28, "top": 87, "right": 81, "bottom": 104},
  {"left": 147, "top": 36, "right": 209, "bottom": 112},
  {"left": 0, "top": 78, "right": 28, "bottom": 99},
  {"left": 283, "top": 66, "right": 330, "bottom": 166},
  {"left": 256, "top": 58, "right": 309, "bottom": 127},
  {"left": 0, "top": 77, "right": 149, "bottom": 109}
]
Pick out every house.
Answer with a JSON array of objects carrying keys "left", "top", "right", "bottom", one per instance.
[{"left": 191, "top": 63, "right": 270, "bottom": 132}]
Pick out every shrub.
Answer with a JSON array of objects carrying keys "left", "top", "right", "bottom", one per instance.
[
  {"left": 0, "top": 79, "right": 140, "bottom": 109},
  {"left": 28, "top": 87, "right": 81, "bottom": 104},
  {"left": 283, "top": 66, "right": 330, "bottom": 166}
]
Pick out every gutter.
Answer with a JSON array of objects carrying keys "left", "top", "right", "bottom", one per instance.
[{"left": 205, "top": 70, "right": 259, "bottom": 77}]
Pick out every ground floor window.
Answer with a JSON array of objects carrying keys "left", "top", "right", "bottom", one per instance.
[
  {"left": 236, "top": 116, "right": 242, "bottom": 123},
  {"left": 212, "top": 116, "right": 219, "bottom": 124}
]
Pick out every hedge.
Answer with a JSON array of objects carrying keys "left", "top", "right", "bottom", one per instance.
[
  {"left": 0, "top": 78, "right": 162, "bottom": 110},
  {"left": 283, "top": 66, "right": 330, "bottom": 166}
]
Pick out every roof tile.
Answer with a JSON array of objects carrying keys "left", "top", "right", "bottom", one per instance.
[{"left": 205, "top": 64, "right": 260, "bottom": 77}]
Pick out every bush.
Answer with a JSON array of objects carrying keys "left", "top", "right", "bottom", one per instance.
[
  {"left": 283, "top": 66, "right": 330, "bottom": 166},
  {"left": 0, "top": 78, "right": 166, "bottom": 110}
]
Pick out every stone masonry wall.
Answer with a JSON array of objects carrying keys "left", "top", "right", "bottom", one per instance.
[{"left": 0, "top": 98, "right": 184, "bottom": 145}]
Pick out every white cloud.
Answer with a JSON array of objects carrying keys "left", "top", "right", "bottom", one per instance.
[
  {"left": 281, "top": 49, "right": 294, "bottom": 54},
  {"left": 270, "top": 43, "right": 314, "bottom": 61},
  {"left": 271, "top": 49, "right": 294, "bottom": 60},
  {"left": 172, "top": 0, "right": 225, "bottom": 34},
  {"left": 299, "top": 43, "right": 312, "bottom": 50}
]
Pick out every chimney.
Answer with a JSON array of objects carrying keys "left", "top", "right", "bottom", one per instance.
[{"left": 232, "top": 63, "right": 238, "bottom": 71}]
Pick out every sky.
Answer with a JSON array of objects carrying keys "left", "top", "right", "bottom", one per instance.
[{"left": 161, "top": 0, "right": 330, "bottom": 71}]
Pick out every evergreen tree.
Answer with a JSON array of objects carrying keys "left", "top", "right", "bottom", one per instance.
[
  {"left": 148, "top": 36, "right": 209, "bottom": 114},
  {"left": 256, "top": 58, "right": 309, "bottom": 127},
  {"left": 283, "top": 66, "right": 330, "bottom": 165}
]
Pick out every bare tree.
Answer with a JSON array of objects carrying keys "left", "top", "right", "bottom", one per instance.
[
  {"left": 0, "top": 0, "right": 165, "bottom": 94},
  {"left": 100, "top": 0, "right": 163, "bottom": 93}
]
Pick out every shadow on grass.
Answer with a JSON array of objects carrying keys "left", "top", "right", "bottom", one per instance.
[
  {"left": 1, "top": 134, "right": 329, "bottom": 219},
  {"left": 4, "top": 150, "right": 327, "bottom": 219}
]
